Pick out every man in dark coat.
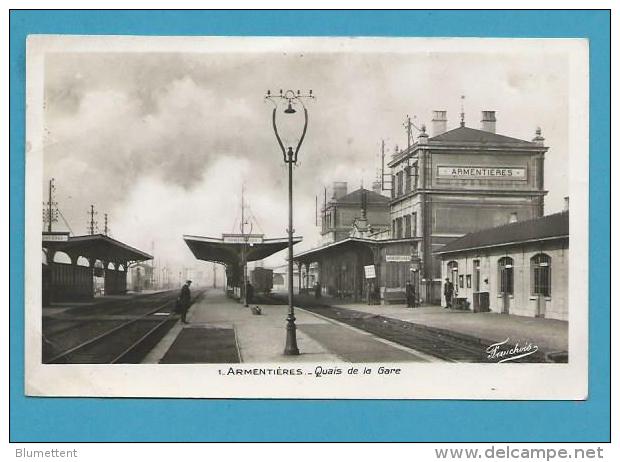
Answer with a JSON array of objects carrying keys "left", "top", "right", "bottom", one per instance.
[
  {"left": 405, "top": 281, "right": 415, "bottom": 308},
  {"left": 314, "top": 281, "right": 322, "bottom": 299},
  {"left": 246, "top": 282, "right": 254, "bottom": 305},
  {"left": 179, "top": 280, "right": 192, "bottom": 323},
  {"left": 443, "top": 278, "right": 454, "bottom": 309}
]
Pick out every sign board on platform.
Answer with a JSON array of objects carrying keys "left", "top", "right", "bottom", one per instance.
[
  {"left": 364, "top": 265, "right": 376, "bottom": 279},
  {"left": 386, "top": 255, "right": 412, "bottom": 262}
]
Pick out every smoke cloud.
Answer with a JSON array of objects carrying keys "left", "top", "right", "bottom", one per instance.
[{"left": 42, "top": 49, "right": 570, "bottom": 272}]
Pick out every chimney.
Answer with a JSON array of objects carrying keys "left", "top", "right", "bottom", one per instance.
[
  {"left": 417, "top": 124, "right": 429, "bottom": 145},
  {"left": 372, "top": 180, "right": 382, "bottom": 195},
  {"left": 563, "top": 196, "right": 569, "bottom": 211},
  {"left": 532, "top": 126, "right": 545, "bottom": 146},
  {"left": 431, "top": 110, "right": 447, "bottom": 137},
  {"left": 509, "top": 212, "right": 518, "bottom": 223},
  {"left": 332, "top": 181, "right": 348, "bottom": 200},
  {"left": 481, "top": 111, "right": 496, "bottom": 133}
]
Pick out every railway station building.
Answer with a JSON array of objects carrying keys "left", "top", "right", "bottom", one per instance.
[
  {"left": 294, "top": 110, "right": 550, "bottom": 305},
  {"left": 42, "top": 231, "right": 153, "bottom": 304},
  {"left": 435, "top": 209, "right": 569, "bottom": 320}
]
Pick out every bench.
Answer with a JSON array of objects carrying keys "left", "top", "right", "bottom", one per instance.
[{"left": 383, "top": 290, "right": 406, "bottom": 305}]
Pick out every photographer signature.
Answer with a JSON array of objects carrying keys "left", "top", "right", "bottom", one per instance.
[{"left": 486, "top": 338, "right": 539, "bottom": 363}]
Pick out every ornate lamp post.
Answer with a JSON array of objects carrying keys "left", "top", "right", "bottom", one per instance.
[{"left": 265, "top": 89, "right": 314, "bottom": 355}]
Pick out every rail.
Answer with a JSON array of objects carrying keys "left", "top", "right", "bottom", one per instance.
[
  {"left": 260, "top": 293, "right": 551, "bottom": 363},
  {"left": 46, "top": 289, "right": 205, "bottom": 364}
]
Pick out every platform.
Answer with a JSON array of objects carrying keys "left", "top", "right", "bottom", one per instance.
[
  {"left": 318, "top": 297, "right": 568, "bottom": 354},
  {"left": 143, "top": 290, "right": 432, "bottom": 363}
]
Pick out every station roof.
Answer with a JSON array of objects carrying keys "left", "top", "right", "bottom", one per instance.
[
  {"left": 42, "top": 233, "right": 153, "bottom": 264},
  {"left": 293, "top": 236, "right": 419, "bottom": 263},
  {"left": 329, "top": 188, "right": 390, "bottom": 206},
  {"left": 183, "top": 234, "right": 302, "bottom": 266},
  {"left": 389, "top": 126, "right": 546, "bottom": 166},
  {"left": 428, "top": 126, "right": 539, "bottom": 146},
  {"left": 435, "top": 211, "right": 569, "bottom": 255}
]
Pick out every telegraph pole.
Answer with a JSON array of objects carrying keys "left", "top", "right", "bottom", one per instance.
[
  {"left": 43, "top": 178, "right": 58, "bottom": 232},
  {"left": 403, "top": 114, "right": 414, "bottom": 152},
  {"left": 47, "top": 179, "right": 54, "bottom": 232},
  {"left": 240, "top": 184, "right": 251, "bottom": 307},
  {"left": 103, "top": 213, "right": 109, "bottom": 236},
  {"left": 88, "top": 205, "right": 98, "bottom": 235},
  {"left": 241, "top": 185, "right": 246, "bottom": 305},
  {"left": 380, "top": 139, "right": 392, "bottom": 192}
]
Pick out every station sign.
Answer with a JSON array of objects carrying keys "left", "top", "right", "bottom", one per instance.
[
  {"left": 222, "top": 234, "right": 264, "bottom": 244},
  {"left": 437, "top": 166, "right": 526, "bottom": 180},
  {"left": 364, "top": 265, "right": 376, "bottom": 279},
  {"left": 386, "top": 255, "right": 412, "bottom": 262},
  {"left": 42, "top": 232, "right": 69, "bottom": 242}
]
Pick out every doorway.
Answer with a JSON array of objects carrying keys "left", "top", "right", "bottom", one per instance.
[
  {"left": 498, "top": 257, "right": 514, "bottom": 314},
  {"left": 531, "top": 253, "right": 551, "bottom": 318}
]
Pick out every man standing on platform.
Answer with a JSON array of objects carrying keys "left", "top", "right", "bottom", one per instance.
[
  {"left": 246, "top": 282, "right": 254, "bottom": 305},
  {"left": 405, "top": 281, "right": 415, "bottom": 308},
  {"left": 444, "top": 278, "right": 454, "bottom": 309},
  {"left": 179, "top": 280, "right": 192, "bottom": 324}
]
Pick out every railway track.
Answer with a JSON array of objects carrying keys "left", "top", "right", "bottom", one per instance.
[
  {"left": 46, "top": 290, "right": 178, "bottom": 318},
  {"left": 44, "top": 290, "right": 205, "bottom": 364},
  {"left": 259, "top": 294, "right": 551, "bottom": 363},
  {"left": 42, "top": 291, "right": 179, "bottom": 349}
]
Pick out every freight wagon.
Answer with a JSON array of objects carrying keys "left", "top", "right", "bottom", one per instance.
[{"left": 250, "top": 267, "right": 273, "bottom": 294}]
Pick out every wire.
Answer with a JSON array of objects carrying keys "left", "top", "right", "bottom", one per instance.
[
  {"left": 56, "top": 208, "right": 74, "bottom": 236},
  {"left": 247, "top": 205, "right": 265, "bottom": 235},
  {"left": 230, "top": 209, "right": 240, "bottom": 234}
]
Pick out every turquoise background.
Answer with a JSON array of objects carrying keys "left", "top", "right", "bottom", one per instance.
[{"left": 9, "top": 10, "right": 610, "bottom": 442}]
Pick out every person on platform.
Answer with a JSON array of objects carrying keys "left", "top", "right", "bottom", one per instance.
[
  {"left": 179, "top": 280, "right": 192, "bottom": 324},
  {"left": 246, "top": 282, "right": 254, "bottom": 305},
  {"left": 367, "top": 280, "right": 375, "bottom": 305},
  {"left": 314, "top": 281, "right": 322, "bottom": 299},
  {"left": 405, "top": 281, "right": 416, "bottom": 308},
  {"left": 443, "top": 278, "right": 454, "bottom": 309}
]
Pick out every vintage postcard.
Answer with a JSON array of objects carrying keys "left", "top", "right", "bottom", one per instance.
[{"left": 25, "top": 35, "right": 588, "bottom": 399}]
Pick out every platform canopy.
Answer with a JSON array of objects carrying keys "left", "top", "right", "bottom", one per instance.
[
  {"left": 43, "top": 232, "right": 153, "bottom": 265},
  {"left": 183, "top": 233, "right": 302, "bottom": 267},
  {"left": 293, "top": 237, "right": 378, "bottom": 265}
]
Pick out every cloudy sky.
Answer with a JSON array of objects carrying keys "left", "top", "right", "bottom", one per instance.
[{"left": 43, "top": 44, "right": 570, "bottom": 275}]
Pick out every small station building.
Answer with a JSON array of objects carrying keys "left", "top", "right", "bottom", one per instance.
[
  {"left": 42, "top": 231, "right": 153, "bottom": 304},
  {"left": 435, "top": 210, "right": 569, "bottom": 320}
]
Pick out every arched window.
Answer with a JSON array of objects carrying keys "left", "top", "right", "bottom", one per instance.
[
  {"left": 76, "top": 256, "right": 90, "bottom": 267},
  {"left": 447, "top": 261, "right": 459, "bottom": 289},
  {"left": 52, "top": 251, "right": 71, "bottom": 264},
  {"left": 498, "top": 256, "right": 514, "bottom": 295},
  {"left": 531, "top": 253, "right": 551, "bottom": 296}
]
